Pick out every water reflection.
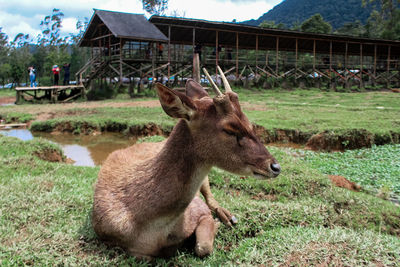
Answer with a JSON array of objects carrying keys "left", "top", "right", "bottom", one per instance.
[
  {"left": 63, "top": 144, "right": 95, "bottom": 167},
  {"left": 0, "top": 129, "right": 137, "bottom": 166},
  {"left": 0, "top": 129, "right": 33, "bottom": 141}
]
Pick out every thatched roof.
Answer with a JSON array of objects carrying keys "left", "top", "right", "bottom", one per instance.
[{"left": 79, "top": 9, "right": 168, "bottom": 47}]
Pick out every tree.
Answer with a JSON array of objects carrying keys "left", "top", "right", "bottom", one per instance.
[
  {"left": 365, "top": 10, "right": 386, "bottom": 38},
  {"left": 142, "top": 0, "right": 168, "bottom": 15},
  {"left": 300, "top": 14, "right": 332, "bottom": 34},
  {"left": 381, "top": 8, "right": 400, "bottom": 39},
  {"left": 38, "top": 8, "right": 65, "bottom": 45},
  {"left": 334, "top": 20, "right": 366, "bottom": 37},
  {"left": 259, "top": 20, "right": 286, "bottom": 29},
  {"left": 363, "top": 0, "right": 400, "bottom": 39},
  {"left": 362, "top": 0, "right": 400, "bottom": 21},
  {"left": 0, "top": 28, "right": 9, "bottom": 59},
  {"left": 0, "top": 63, "right": 11, "bottom": 86}
]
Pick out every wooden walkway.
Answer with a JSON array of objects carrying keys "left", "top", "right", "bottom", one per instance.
[{"left": 15, "top": 85, "right": 85, "bottom": 104}]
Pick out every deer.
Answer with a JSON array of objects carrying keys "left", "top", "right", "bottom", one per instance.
[
  {"left": 112, "top": 139, "right": 238, "bottom": 227},
  {"left": 92, "top": 66, "right": 281, "bottom": 260}
]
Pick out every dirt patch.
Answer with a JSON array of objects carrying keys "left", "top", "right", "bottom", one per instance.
[
  {"left": 0, "top": 96, "right": 16, "bottom": 105},
  {"left": 253, "top": 125, "right": 313, "bottom": 144},
  {"left": 305, "top": 129, "right": 374, "bottom": 151},
  {"left": 281, "top": 242, "right": 349, "bottom": 267},
  {"left": 76, "top": 99, "right": 161, "bottom": 109},
  {"left": 251, "top": 192, "right": 277, "bottom": 201},
  {"left": 33, "top": 149, "right": 64, "bottom": 162},
  {"left": 241, "top": 102, "right": 271, "bottom": 111},
  {"left": 128, "top": 123, "right": 170, "bottom": 137},
  {"left": 36, "top": 112, "right": 57, "bottom": 121},
  {"left": 328, "top": 175, "right": 361, "bottom": 191}
]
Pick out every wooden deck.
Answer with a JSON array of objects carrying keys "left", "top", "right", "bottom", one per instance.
[{"left": 15, "top": 85, "right": 85, "bottom": 104}]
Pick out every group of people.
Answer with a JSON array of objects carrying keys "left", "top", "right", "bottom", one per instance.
[{"left": 27, "top": 63, "right": 71, "bottom": 87}]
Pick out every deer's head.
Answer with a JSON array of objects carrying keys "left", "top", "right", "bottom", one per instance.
[{"left": 156, "top": 66, "right": 280, "bottom": 179}]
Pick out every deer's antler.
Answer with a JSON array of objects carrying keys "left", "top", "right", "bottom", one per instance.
[
  {"left": 202, "top": 68, "right": 223, "bottom": 97},
  {"left": 217, "top": 66, "right": 233, "bottom": 93}
]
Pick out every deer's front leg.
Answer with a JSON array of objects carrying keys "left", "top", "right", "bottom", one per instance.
[{"left": 200, "top": 176, "right": 238, "bottom": 227}]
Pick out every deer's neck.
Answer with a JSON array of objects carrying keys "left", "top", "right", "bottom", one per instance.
[{"left": 152, "top": 120, "right": 210, "bottom": 206}]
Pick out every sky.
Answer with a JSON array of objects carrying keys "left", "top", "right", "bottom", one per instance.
[{"left": 0, "top": 0, "right": 282, "bottom": 43}]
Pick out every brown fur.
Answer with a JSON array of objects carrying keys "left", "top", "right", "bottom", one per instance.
[{"left": 92, "top": 79, "right": 280, "bottom": 259}]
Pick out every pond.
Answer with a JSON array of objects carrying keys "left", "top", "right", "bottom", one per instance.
[{"left": 0, "top": 128, "right": 136, "bottom": 167}]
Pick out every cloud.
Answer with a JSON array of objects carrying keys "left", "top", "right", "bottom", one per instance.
[
  {"left": 0, "top": 0, "right": 279, "bottom": 42},
  {"left": 61, "top": 17, "right": 79, "bottom": 36},
  {"left": 167, "top": 0, "right": 277, "bottom": 21}
]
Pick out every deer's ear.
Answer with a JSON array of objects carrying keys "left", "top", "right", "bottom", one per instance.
[
  {"left": 156, "top": 83, "right": 197, "bottom": 120},
  {"left": 186, "top": 79, "right": 209, "bottom": 100}
]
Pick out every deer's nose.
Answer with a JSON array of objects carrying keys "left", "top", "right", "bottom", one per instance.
[{"left": 270, "top": 163, "right": 281, "bottom": 175}]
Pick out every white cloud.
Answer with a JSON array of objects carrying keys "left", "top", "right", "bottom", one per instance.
[
  {"left": 61, "top": 17, "right": 79, "bottom": 36},
  {"left": 0, "top": 0, "right": 280, "bottom": 42},
  {"left": 166, "top": 0, "right": 278, "bottom": 21}
]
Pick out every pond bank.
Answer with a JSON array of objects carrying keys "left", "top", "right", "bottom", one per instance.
[
  {"left": 0, "top": 128, "right": 136, "bottom": 166},
  {"left": 29, "top": 119, "right": 400, "bottom": 151}
]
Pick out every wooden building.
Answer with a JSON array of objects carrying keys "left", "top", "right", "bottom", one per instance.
[{"left": 78, "top": 9, "right": 400, "bottom": 90}]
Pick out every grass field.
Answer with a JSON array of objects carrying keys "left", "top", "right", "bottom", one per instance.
[
  {"left": 0, "top": 135, "right": 399, "bottom": 266},
  {"left": 1, "top": 88, "right": 400, "bottom": 265},
  {"left": 1, "top": 88, "right": 400, "bottom": 138}
]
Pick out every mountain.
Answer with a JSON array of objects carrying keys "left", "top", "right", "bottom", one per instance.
[{"left": 243, "top": 0, "right": 377, "bottom": 29}]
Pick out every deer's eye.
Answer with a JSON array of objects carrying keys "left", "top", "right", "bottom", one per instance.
[{"left": 223, "top": 129, "right": 243, "bottom": 145}]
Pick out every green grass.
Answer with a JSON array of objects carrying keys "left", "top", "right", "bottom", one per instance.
[
  {"left": 299, "top": 144, "right": 400, "bottom": 197},
  {"left": 2, "top": 89, "right": 400, "bottom": 147},
  {"left": 235, "top": 88, "right": 400, "bottom": 134},
  {"left": 29, "top": 107, "right": 176, "bottom": 134},
  {"left": 0, "top": 89, "right": 15, "bottom": 98},
  {"left": 0, "top": 135, "right": 399, "bottom": 266}
]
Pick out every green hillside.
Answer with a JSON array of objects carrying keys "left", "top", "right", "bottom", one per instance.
[{"left": 244, "top": 0, "right": 377, "bottom": 29}]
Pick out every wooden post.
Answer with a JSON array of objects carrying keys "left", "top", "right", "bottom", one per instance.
[
  {"left": 295, "top": 38, "right": 298, "bottom": 85},
  {"left": 216, "top": 30, "right": 219, "bottom": 79},
  {"left": 168, "top": 25, "right": 171, "bottom": 79},
  {"left": 275, "top": 37, "right": 279, "bottom": 74},
  {"left": 387, "top": 45, "right": 391, "bottom": 88},
  {"left": 313, "top": 39, "right": 316, "bottom": 73},
  {"left": 119, "top": 38, "right": 123, "bottom": 85},
  {"left": 329, "top": 41, "right": 333, "bottom": 71},
  {"left": 152, "top": 42, "right": 155, "bottom": 87},
  {"left": 236, "top": 32, "right": 239, "bottom": 80},
  {"left": 192, "top": 28, "right": 196, "bottom": 55},
  {"left": 16, "top": 90, "right": 20, "bottom": 104},
  {"left": 192, "top": 27, "right": 196, "bottom": 80},
  {"left": 345, "top": 42, "right": 349, "bottom": 89},
  {"left": 255, "top": 35, "right": 259, "bottom": 77},
  {"left": 330, "top": 41, "right": 334, "bottom": 90},
  {"left": 360, "top": 43, "right": 363, "bottom": 89},
  {"left": 193, "top": 53, "right": 200, "bottom": 83},
  {"left": 109, "top": 35, "right": 111, "bottom": 59},
  {"left": 374, "top": 44, "right": 377, "bottom": 86}
]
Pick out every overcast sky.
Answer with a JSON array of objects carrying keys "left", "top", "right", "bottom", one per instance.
[{"left": 0, "top": 0, "right": 281, "bottom": 42}]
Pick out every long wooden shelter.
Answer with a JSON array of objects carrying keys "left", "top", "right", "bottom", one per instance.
[{"left": 78, "top": 9, "right": 400, "bottom": 90}]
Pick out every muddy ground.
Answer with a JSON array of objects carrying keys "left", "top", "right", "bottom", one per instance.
[{"left": 0, "top": 96, "right": 15, "bottom": 105}]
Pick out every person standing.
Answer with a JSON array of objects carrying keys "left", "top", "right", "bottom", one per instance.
[
  {"left": 63, "top": 63, "right": 70, "bottom": 85},
  {"left": 52, "top": 65, "right": 60, "bottom": 85},
  {"left": 28, "top": 66, "right": 36, "bottom": 87}
]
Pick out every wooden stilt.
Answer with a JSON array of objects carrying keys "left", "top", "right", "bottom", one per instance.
[
  {"left": 360, "top": 43, "right": 364, "bottom": 89},
  {"left": 236, "top": 32, "right": 239, "bottom": 81},
  {"left": 387, "top": 45, "right": 391, "bottom": 88}
]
